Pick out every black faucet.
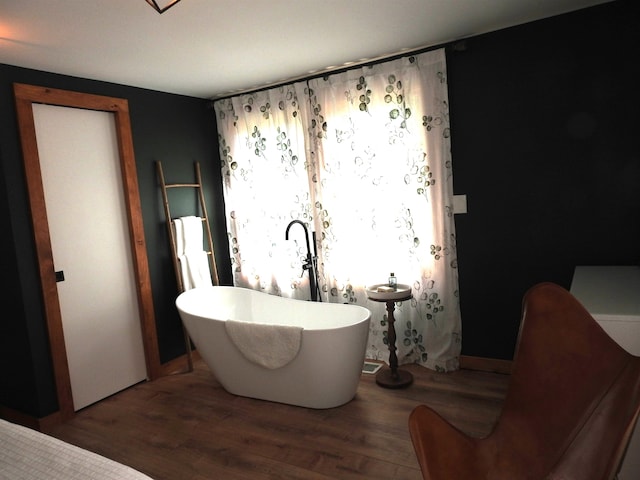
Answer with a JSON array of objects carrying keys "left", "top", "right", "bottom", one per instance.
[{"left": 285, "top": 220, "right": 320, "bottom": 302}]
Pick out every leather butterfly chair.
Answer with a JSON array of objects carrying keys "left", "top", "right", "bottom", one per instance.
[{"left": 408, "top": 282, "right": 640, "bottom": 480}]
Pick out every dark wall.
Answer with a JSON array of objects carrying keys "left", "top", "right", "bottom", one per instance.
[
  {"left": 449, "top": 0, "right": 640, "bottom": 359},
  {"left": 0, "top": 66, "right": 232, "bottom": 417},
  {"left": 1, "top": 0, "right": 638, "bottom": 418}
]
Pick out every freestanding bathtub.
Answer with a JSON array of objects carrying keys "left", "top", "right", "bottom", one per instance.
[{"left": 175, "top": 286, "right": 371, "bottom": 409}]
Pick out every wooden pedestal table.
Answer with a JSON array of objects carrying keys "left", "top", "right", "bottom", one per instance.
[{"left": 366, "top": 284, "right": 413, "bottom": 389}]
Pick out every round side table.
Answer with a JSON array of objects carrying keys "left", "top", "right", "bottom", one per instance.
[{"left": 366, "top": 285, "right": 413, "bottom": 389}]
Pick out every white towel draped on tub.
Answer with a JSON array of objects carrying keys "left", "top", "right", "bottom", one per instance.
[
  {"left": 225, "top": 320, "right": 303, "bottom": 369},
  {"left": 173, "top": 216, "right": 212, "bottom": 290}
]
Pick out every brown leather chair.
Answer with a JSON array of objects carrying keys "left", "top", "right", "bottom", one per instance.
[{"left": 408, "top": 282, "right": 640, "bottom": 480}]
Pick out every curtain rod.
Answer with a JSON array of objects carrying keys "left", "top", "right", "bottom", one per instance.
[{"left": 210, "top": 39, "right": 467, "bottom": 102}]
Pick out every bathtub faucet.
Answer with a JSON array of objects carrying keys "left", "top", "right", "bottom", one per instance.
[{"left": 285, "top": 220, "right": 320, "bottom": 302}]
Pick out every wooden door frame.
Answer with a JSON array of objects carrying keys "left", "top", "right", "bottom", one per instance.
[{"left": 14, "top": 83, "right": 161, "bottom": 421}]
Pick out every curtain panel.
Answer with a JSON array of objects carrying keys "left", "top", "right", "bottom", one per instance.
[{"left": 214, "top": 48, "right": 461, "bottom": 371}]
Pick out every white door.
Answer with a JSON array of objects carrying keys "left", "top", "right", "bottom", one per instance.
[{"left": 33, "top": 104, "right": 147, "bottom": 411}]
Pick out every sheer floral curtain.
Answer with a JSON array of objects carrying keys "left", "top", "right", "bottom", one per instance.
[
  {"left": 214, "top": 48, "right": 461, "bottom": 371},
  {"left": 214, "top": 84, "right": 313, "bottom": 301}
]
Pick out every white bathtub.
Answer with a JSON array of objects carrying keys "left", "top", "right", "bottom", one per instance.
[{"left": 175, "top": 286, "right": 371, "bottom": 409}]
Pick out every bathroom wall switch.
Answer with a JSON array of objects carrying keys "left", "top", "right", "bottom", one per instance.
[{"left": 453, "top": 194, "right": 467, "bottom": 214}]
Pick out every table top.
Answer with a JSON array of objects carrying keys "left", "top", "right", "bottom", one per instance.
[
  {"left": 570, "top": 266, "right": 640, "bottom": 318},
  {"left": 366, "top": 283, "right": 412, "bottom": 302}
]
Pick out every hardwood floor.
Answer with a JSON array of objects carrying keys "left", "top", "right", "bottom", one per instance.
[{"left": 46, "top": 359, "right": 509, "bottom": 480}]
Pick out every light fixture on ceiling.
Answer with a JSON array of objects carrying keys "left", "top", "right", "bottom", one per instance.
[{"left": 145, "top": 0, "right": 182, "bottom": 14}]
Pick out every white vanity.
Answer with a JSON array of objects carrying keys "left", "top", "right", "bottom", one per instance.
[{"left": 570, "top": 265, "right": 640, "bottom": 480}]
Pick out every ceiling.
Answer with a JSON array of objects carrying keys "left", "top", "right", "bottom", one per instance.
[{"left": 1, "top": 0, "right": 612, "bottom": 99}]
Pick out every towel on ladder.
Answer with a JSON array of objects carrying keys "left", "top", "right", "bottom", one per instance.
[
  {"left": 174, "top": 216, "right": 212, "bottom": 290},
  {"left": 225, "top": 320, "right": 303, "bottom": 369},
  {"left": 178, "top": 251, "right": 212, "bottom": 290},
  {"left": 174, "top": 216, "right": 205, "bottom": 255}
]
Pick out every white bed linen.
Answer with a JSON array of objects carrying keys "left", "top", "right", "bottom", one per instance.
[{"left": 0, "top": 418, "right": 153, "bottom": 480}]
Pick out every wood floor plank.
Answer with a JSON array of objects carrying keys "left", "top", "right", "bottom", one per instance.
[{"left": 46, "top": 358, "right": 508, "bottom": 479}]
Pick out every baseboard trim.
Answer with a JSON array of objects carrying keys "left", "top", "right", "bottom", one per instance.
[
  {"left": 1, "top": 352, "right": 202, "bottom": 432},
  {"left": 159, "top": 350, "right": 202, "bottom": 376},
  {"left": 460, "top": 355, "right": 513, "bottom": 375},
  {"left": 0, "top": 405, "right": 61, "bottom": 432},
  {"left": 2, "top": 352, "right": 506, "bottom": 431}
]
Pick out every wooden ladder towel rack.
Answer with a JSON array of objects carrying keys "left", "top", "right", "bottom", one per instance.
[{"left": 156, "top": 161, "right": 219, "bottom": 371}]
